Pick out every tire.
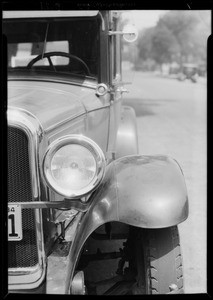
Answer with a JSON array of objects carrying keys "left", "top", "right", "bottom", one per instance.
[{"left": 132, "top": 226, "right": 184, "bottom": 294}]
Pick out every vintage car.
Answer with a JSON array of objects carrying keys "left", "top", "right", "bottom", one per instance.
[
  {"left": 177, "top": 63, "right": 199, "bottom": 83},
  {"left": 4, "top": 10, "right": 189, "bottom": 295}
]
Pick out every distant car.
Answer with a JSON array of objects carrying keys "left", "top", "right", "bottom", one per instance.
[
  {"left": 178, "top": 63, "right": 198, "bottom": 83},
  {"left": 169, "top": 62, "right": 180, "bottom": 75}
]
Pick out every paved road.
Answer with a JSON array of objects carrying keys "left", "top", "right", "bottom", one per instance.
[{"left": 123, "top": 71, "right": 207, "bottom": 294}]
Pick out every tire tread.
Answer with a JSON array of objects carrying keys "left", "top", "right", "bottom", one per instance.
[{"left": 144, "top": 226, "right": 184, "bottom": 294}]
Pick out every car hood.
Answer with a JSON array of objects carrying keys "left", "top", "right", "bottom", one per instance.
[{"left": 7, "top": 80, "right": 96, "bottom": 131}]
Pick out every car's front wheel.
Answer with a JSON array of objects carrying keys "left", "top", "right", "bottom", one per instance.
[{"left": 131, "top": 226, "right": 184, "bottom": 294}]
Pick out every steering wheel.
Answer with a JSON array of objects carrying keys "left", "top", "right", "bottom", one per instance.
[{"left": 27, "top": 51, "right": 91, "bottom": 75}]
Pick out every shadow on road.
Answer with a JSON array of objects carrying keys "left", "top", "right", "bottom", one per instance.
[{"left": 123, "top": 98, "right": 173, "bottom": 117}]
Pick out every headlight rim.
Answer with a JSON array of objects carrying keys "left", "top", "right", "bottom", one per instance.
[{"left": 43, "top": 135, "right": 106, "bottom": 199}]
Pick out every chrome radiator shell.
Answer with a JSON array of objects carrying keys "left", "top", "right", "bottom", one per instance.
[{"left": 8, "top": 108, "right": 46, "bottom": 289}]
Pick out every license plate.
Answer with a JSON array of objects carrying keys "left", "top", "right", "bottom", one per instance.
[{"left": 8, "top": 204, "right": 23, "bottom": 241}]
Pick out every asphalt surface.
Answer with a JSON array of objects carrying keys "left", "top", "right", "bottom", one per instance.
[{"left": 123, "top": 71, "right": 207, "bottom": 294}]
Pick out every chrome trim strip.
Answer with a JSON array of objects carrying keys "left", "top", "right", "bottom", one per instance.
[
  {"left": 8, "top": 263, "right": 40, "bottom": 274},
  {"left": 98, "top": 12, "right": 105, "bottom": 31},
  {"left": 8, "top": 107, "right": 46, "bottom": 288},
  {"left": 9, "top": 265, "right": 46, "bottom": 290},
  {"left": 45, "top": 111, "right": 87, "bottom": 134},
  {"left": 46, "top": 104, "right": 110, "bottom": 134},
  {"left": 8, "top": 76, "right": 98, "bottom": 90}
]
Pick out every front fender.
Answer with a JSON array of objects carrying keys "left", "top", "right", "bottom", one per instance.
[
  {"left": 115, "top": 155, "right": 189, "bottom": 227},
  {"left": 63, "top": 154, "right": 189, "bottom": 293},
  {"left": 86, "top": 154, "right": 188, "bottom": 230}
]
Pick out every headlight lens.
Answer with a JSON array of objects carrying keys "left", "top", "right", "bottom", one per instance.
[{"left": 43, "top": 135, "right": 105, "bottom": 198}]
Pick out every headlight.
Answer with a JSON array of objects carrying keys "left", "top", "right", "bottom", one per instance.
[{"left": 43, "top": 135, "right": 105, "bottom": 199}]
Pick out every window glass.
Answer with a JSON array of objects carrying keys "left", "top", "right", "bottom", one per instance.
[
  {"left": 9, "top": 41, "right": 69, "bottom": 67},
  {"left": 3, "top": 18, "right": 99, "bottom": 78}
]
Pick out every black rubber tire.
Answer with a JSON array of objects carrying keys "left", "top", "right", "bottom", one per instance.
[{"left": 133, "top": 226, "right": 184, "bottom": 294}]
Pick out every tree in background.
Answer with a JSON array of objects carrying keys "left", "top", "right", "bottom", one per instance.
[
  {"left": 135, "top": 10, "right": 210, "bottom": 72},
  {"left": 149, "top": 24, "right": 180, "bottom": 64},
  {"left": 158, "top": 10, "right": 209, "bottom": 64}
]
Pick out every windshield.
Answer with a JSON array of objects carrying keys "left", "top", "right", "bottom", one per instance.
[{"left": 3, "top": 16, "right": 100, "bottom": 79}]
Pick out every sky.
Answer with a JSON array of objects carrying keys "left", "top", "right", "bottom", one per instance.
[{"left": 121, "top": 10, "right": 169, "bottom": 30}]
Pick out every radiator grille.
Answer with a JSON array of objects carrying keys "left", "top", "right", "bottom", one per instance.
[{"left": 8, "top": 126, "right": 38, "bottom": 268}]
